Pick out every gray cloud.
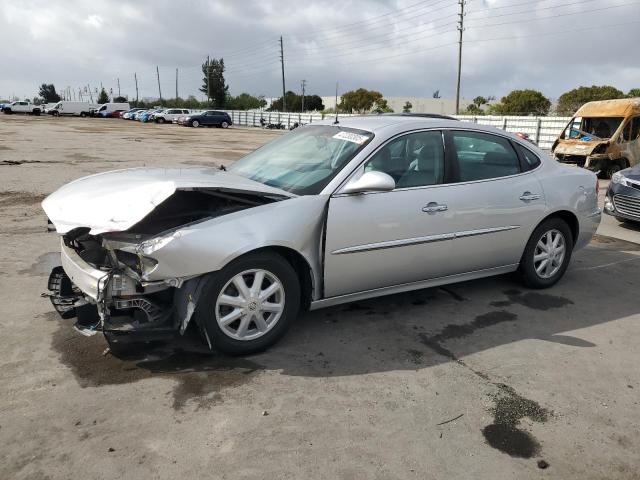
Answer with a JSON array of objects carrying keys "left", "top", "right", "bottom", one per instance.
[{"left": 1, "top": 0, "right": 638, "bottom": 102}]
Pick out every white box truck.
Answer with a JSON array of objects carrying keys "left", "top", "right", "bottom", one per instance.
[
  {"left": 49, "top": 101, "right": 97, "bottom": 117},
  {"left": 92, "top": 102, "right": 131, "bottom": 117}
]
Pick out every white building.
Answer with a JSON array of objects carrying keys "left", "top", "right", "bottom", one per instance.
[{"left": 320, "top": 96, "right": 473, "bottom": 115}]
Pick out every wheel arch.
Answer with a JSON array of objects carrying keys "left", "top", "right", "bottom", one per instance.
[
  {"left": 536, "top": 210, "right": 579, "bottom": 246},
  {"left": 229, "top": 246, "right": 315, "bottom": 311}
]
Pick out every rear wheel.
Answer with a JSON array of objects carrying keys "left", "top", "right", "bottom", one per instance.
[
  {"left": 33, "top": 109, "right": 41, "bottom": 116},
  {"left": 157, "top": 117, "right": 165, "bottom": 124},
  {"left": 194, "top": 253, "right": 300, "bottom": 355},
  {"left": 192, "top": 120, "right": 200, "bottom": 128},
  {"left": 605, "top": 161, "right": 624, "bottom": 179},
  {"left": 518, "top": 218, "right": 573, "bottom": 289},
  {"left": 221, "top": 121, "right": 229, "bottom": 129}
]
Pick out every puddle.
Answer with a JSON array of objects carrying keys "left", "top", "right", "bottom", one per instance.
[
  {"left": 498, "top": 290, "right": 574, "bottom": 311},
  {"left": 482, "top": 383, "right": 550, "bottom": 458},
  {"left": 19, "top": 252, "right": 60, "bottom": 276},
  {"left": 51, "top": 322, "right": 263, "bottom": 411}
]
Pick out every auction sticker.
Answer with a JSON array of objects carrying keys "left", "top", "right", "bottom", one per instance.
[{"left": 333, "top": 131, "right": 369, "bottom": 145}]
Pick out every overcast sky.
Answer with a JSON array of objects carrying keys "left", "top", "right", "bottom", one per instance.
[{"left": 1, "top": 0, "right": 639, "bottom": 102}]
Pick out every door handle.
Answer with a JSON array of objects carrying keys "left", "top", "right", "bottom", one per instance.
[
  {"left": 422, "top": 202, "right": 448, "bottom": 213},
  {"left": 519, "top": 192, "right": 541, "bottom": 202}
]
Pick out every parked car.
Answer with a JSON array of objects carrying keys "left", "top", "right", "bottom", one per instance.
[
  {"left": 3, "top": 100, "right": 42, "bottom": 115},
  {"left": 93, "top": 102, "right": 131, "bottom": 118},
  {"left": 552, "top": 98, "right": 640, "bottom": 178},
  {"left": 122, "top": 108, "right": 144, "bottom": 119},
  {"left": 43, "top": 116, "right": 600, "bottom": 354},
  {"left": 181, "top": 110, "right": 232, "bottom": 128},
  {"left": 154, "top": 108, "right": 190, "bottom": 124},
  {"left": 139, "top": 109, "right": 163, "bottom": 123},
  {"left": 47, "top": 101, "right": 96, "bottom": 117},
  {"left": 603, "top": 164, "right": 640, "bottom": 223}
]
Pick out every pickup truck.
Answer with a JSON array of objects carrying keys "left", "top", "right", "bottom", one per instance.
[{"left": 2, "top": 101, "right": 42, "bottom": 115}]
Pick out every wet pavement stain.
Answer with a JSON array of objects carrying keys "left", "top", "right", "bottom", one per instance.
[
  {"left": 19, "top": 251, "right": 60, "bottom": 276},
  {"left": 51, "top": 322, "right": 263, "bottom": 411},
  {"left": 481, "top": 383, "right": 550, "bottom": 458},
  {"left": 505, "top": 291, "right": 574, "bottom": 311}
]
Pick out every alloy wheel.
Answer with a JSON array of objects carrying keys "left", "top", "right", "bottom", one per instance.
[
  {"left": 533, "top": 229, "right": 566, "bottom": 279},
  {"left": 215, "top": 269, "right": 285, "bottom": 341}
]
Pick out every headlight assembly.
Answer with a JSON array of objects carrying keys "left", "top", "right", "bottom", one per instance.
[{"left": 611, "top": 172, "right": 627, "bottom": 186}]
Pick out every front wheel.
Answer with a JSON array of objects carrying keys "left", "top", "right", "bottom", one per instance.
[
  {"left": 194, "top": 253, "right": 300, "bottom": 355},
  {"left": 191, "top": 120, "right": 200, "bottom": 128},
  {"left": 518, "top": 218, "right": 573, "bottom": 289}
]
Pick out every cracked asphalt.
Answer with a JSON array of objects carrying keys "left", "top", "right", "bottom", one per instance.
[{"left": 1, "top": 115, "right": 639, "bottom": 479}]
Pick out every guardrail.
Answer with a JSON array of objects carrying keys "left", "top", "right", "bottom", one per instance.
[{"left": 227, "top": 110, "right": 571, "bottom": 150}]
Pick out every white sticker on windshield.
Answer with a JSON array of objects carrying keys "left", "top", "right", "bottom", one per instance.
[{"left": 333, "top": 131, "right": 369, "bottom": 145}]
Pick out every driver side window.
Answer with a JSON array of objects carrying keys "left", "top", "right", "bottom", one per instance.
[{"left": 364, "top": 131, "right": 444, "bottom": 188}]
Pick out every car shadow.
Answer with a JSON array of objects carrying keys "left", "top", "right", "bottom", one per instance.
[{"left": 51, "top": 235, "right": 640, "bottom": 384}]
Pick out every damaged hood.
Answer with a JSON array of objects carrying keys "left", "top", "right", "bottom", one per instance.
[
  {"left": 42, "top": 166, "right": 294, "bottom": 234},
  {"left": 554, "top": 140, "right": 605, "bottom": 156}
]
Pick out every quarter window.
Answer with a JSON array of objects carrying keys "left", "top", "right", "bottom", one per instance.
[
  {"left": 451, "top": 131, "right": 521, "bottom": 181},
  {"left": 630, "top": 117, "right": 640, "bottom": 141},
  {"left": 364, "top": 131, "right": 444, "bottom": 188},
  {"left": 514, "top": 143, "right": 541, "bottom": 171}
]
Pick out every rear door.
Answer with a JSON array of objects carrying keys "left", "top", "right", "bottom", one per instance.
[{"left": 441, "top": 130, "right": 547, "bottom": 273}]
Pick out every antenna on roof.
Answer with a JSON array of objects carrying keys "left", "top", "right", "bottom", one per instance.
[{"left": 333, "top": 81, "right": 339, "bottom": 125}]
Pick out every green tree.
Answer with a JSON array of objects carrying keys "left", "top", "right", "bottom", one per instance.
[
  {"left": 627, "top": 88, "right": 640, "bottom": 98},
  {"left": 38, "top": 83, "right": 60, "bottom": 103},
  {"left": 557, "top": 85, "right": 625, "bottom": 114},
  {"left": 339, "top": 88, "right": 388, "bottom": 113},
  {"left": 97, "top": 88, "right": 109, "bottom": 104},
  {"left": 226, "top": 93, "right": 267, "bottom": 110},
  {"left": 269, "top": 91, "right": 325, "bottom": 112},
  {"left": 372, "top": 98, "right": 393, "bottom": 114},
  {"left": 402, "top": 101, "right": 412, "bottom": 113},
  {"left": 113, "top": 96, "right": 127, "bottom": 103},
  {"left": 200, "top": 56, "right": 228, "bottom": 107},
  {"left": 491, "top": 89, "right": 551, "bottom": 116}
]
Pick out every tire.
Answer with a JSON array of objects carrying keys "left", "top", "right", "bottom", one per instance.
[
  {"left": 157, "top": 117, "right": 165, "bottom": 124},
  {"left": 221, "top": 121, "right": 229, "bottom": 129},
  {"left": 80, "top": 112, "right": 86, "bottom": 118},
  {"left": 605, "top": 161, "right": 624, "bottom": 179},
  {"left": 518, "top": 218, "right": 573, "bottom": 289},
  {"left": 33, "top": 109, "right": 41, "bottom": 116},
  {"left": 192, "top": 120, "right": 200, "bottom": 128},
  {"left": 193, "top": 252, "right": 300, "bottom": 355},
  {"left": 4, "top": 108, "right": 11, "bottom": 114}
]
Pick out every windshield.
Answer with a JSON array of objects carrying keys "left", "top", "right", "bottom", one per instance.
[
  {"left": 562, "top": 116, "right": 624, "bottom": 140},
  {"left": 229, "top": 125, "right": 374, "bottom": 195}
]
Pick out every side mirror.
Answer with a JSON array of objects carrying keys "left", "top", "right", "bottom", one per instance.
[{"left": 341, "top": 171, "right": 396, "bottom": 195}]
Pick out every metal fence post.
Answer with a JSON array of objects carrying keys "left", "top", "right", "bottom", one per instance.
[
  {"left": 502, "top": 117, "right": 507, "bottom": 130},
  {"left": 535, "top": 118, "right": 542, "bottom": 145}
]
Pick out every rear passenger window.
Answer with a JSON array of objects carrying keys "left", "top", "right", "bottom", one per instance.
[
  {"left": 514, "top": 143, "right": 541, "bottom": 171},
  {"left": 451, "top": 131, "right": 521, "bottom": 182}
]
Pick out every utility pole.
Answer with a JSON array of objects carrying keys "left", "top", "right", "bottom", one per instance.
[
  {"left": 117, "top": 78, "right": 121, "bottom": 97},
  {"left": 455, "top": 0, "right": 465, "bottom": 115},
  {"left": 334, "top": 81, "right": 339, "bottom": 124},
  {"left": 175, "top": 68, "right": 179, "bottom": 100},
  {"left": 88, "top": 84, "right": 94, "bottom": 103},
  {"left": 156, "top": 66, "right": 163, "bottom": 105},
  {"left": 134, "top": 73, "right": 139, "bottom": 106},
  {"left": 300, "top": 79, "right": 306, "bottom": 113},
  {"left": 279, "top": 36, "right": 286, "bottom": 111},
  {"left": 207, "top": 65, "right": 212, "bottom": 104}
]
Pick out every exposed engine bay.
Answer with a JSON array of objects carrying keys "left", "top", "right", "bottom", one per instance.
[{"left": 45, "top": 187, "right": 284, "bottom": 347}]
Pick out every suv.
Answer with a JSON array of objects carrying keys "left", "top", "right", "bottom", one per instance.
[
  {"left": 153, "top": 108, "right": 190, "bottom": 124},
  {"left": 552, "top": 98, "right": 640, "bottom": 178}
]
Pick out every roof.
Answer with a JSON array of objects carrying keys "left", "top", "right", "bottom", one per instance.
[
  {"left": 575, "top": 98, "right": 640, "bottom": 117},
  {"left": 313, "top": 114, "right": 461, "bottom": 133}
]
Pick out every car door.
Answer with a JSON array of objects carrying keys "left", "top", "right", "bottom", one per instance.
[
  {"left": 323, "top": 130, "right": 459, "bottom": 297},
  {"left": 441, "top": 130, "right": 547, "bottom": 273}
]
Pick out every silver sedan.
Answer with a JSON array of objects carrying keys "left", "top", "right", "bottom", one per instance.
[{"left": 43, "top": 116, "right": 601, "bottom": 354}]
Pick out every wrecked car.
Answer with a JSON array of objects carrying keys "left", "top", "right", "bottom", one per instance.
[
  {"left": 43, "top": 117, "right": 601, "bottom": 354},
  {"left": 552, "top": 98, "right": 640, "bottom": 178},
  {"left": 603, "top": 163, "right": 640, "bottom": 224}
]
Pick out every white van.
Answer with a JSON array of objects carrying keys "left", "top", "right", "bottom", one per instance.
[
  {"left": 49, "top": 101, "right": 97, "bottom": 117},
  {"left": 93, "top": 102, "right": 131, "bottom": 117}
]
